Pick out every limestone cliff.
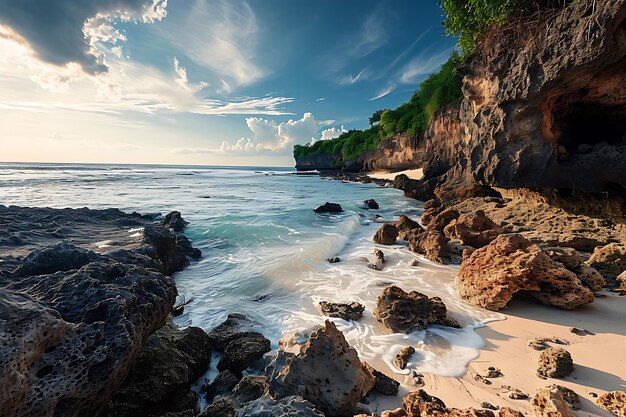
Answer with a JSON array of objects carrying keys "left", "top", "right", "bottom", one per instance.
[{"left": 297, "top": 0, "right": 626, "bottom": 202}]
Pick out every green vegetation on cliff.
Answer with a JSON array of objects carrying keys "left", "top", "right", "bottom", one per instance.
[
  {"left": 293, "top": 51, "right": 463, "bottom": 163},
  {"left": 441, "top": 0, "right": 574, "bottom": 53}
]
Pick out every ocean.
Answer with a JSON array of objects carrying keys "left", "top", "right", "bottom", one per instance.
[{"left": 0, "top": 162, "right": 501, "bottom": 379}]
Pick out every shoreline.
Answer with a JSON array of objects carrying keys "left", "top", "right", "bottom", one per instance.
[{"left": 367, "top": 168, "right": 424, "bottom": 181}]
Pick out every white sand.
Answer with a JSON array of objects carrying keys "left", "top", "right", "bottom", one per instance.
[
  {"left": 367, "top": 168, "right": 424, "bottom": 181},
  {"left": 414, "top": 293, "right": 626, "bottom": 416}
]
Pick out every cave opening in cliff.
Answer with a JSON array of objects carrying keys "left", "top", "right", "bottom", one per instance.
[{"left": 558, "top": 103, "right": 626, "bottom": 153}]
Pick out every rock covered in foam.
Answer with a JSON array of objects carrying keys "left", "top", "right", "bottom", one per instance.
[
  {"left": 456, "top": 234, "right": 594, "bottom": 310},
  {"left": 373, "top": 285, "right": 460, "bottom": 333},
  {"left": 270, "top": 320, "right": 375, "bottom": 416}
]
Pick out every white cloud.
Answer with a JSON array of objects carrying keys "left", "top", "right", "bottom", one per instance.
[
  {"left": 157, "top": 0, "right": 265, "bottom": 87},
  {"left": 0, "top": 27, "right": 293, "bottom": 117},
  {"left": 320, "top": 126, "right": 347, "bottom": 141},
  {"left": 181, "top": 112, "right": 347, "bottom": 155},
  {"left": 370, "top": 83, "right": 396, "bottom": 101},
  {"left": 337, "top": 68, "right": 369, "bottom": 85},
  {"left": 400, "top": 47, "right": 454, "bottom": 84}
]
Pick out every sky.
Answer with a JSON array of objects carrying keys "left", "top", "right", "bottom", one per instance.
[{"left": 0, "top": 0, "right": 457, "bottom": 167}]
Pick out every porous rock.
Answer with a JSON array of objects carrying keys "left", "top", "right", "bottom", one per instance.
[
  {"left": 537, "top": 347, "right": 574, "bottom": 378},
  {"left": 270, "top": 320, "right": 375, "bottom": 416},
  {"left": 374, "top": 286, "right": 460, "bottom": 333},
  {"left": 596, "top": 391, "right": 626, "bottom": 417},
  {"left": 217, "top": 332, "right": 271, "bottom": 375},
  {"left": 456, "top": 234, "right": 594, "bottom": 310},
  {"left": 363, "top": 363, "right": 400, "bottom": 396},
  {"left": 235, "top": 396, "right": 325, "bottom": 417},
  {"left": 531, "top": 386, "right": 576, "bottom": 417},
  {"left": 408, "top": 229, "right": 451, "bottom": 264},
  {"left": 395, "top": 215, "right": 424, "bottom": 240},
  {"left": 443, "top": 210, "right": 503, "bottom": 248},
  {"left": 319, "top": 301, "right": 365, "bottom": 321}
]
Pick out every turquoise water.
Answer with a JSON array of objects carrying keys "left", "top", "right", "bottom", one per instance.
[{"left": 0, "top": 162, "right": 500, "bottom": 378}]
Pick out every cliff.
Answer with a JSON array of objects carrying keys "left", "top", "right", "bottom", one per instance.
[{"left": 296, "top": 0, "right": 626, "bottom": 202}]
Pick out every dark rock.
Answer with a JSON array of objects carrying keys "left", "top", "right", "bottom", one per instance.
[
  {"left": 140, "top": 225, "right": 199, "bottom": 276},
  {"left": 327, "top": 256, "right": 341, "bottom": 263},
  {"left": 373, "top": 224, "right": 399, "bottom": 245},
  {"left": 537, "top": 347, "right": 574, "bottom": 378},
  {"left": 374, "top": 286, "right": 459, "bottom": 333},
  {"left": 207, "top": 313, "right": 264, "bottom": 352},
  {"left": 204, "top": 371, "right": 240, "bottom": 403},
  {"left": 364, "top": 199, "right": 380, "bottom": 210},
  {"left": 230, "top": 376, "right": 269, "bottom": 405},
  {"left": 235, "top": 396, "right": 325, "bottom": 417},
  {"left": 363, "top": 363, "right": 399, "bottom": 396},
  {"left": 270, "top": 320, "right": 375, "bottom": 416},
  {"left": 393, "top": 347, "right": 415, "bottom": 370},
  {"left": 217, "top": 332, "right": 271, "bottom": 375},
  {"left": 368, "top": 249, "right": 386, "bottom": 271},
  {"left": 313, "top": 202, "right": 343, "bottom": 213},
  {"left": 12, "top": 242, "right": 99, "bottom": 277},
  {"left": 318, "top": 301, "right": 365, "bottom": 321},
  {"left": 162, "top": 211, "right": 188, "bottom": 232},
  {"left": 106, "top": 323, "right": 212, "bottom": 417},
  {"left": 199, "top": 397, "right": 236, "bottom": 417}
]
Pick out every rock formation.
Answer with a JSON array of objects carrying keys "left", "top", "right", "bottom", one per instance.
[
  {"left": 537, "top": 348, "right": 574, "bottom": 378},
  {"left": 395, "top": 215, "right": 424, "bottom": 240},
  {"left": 374, "top": 223, "right": 399, "bottom": 245},
  {"left": 443, "top": 210, "right": 503, "bottom": 248},
  {"left": 0, "top": 206, "right": 200, "bottom": 417},
  {"left": 313, "top": 202, "right": 343, "bottom": 213},
  {"left": 596, "top": 391, "right": 626, "bottom": 417},
  {"left": 373, "top": 286, "right": 460, "bottom": 333},
  {"left": 269, "top": 320, "right": 375, "bottom": 416},
  {"left": 408, "top": 230, "right": 451, "bottom": 264},
  {"left": 531, "top": 386, "right": 577, "bottom": 417},
  {"left": 318, "top": 301, "right": 365, "bottom": 321},
  {"left": 456, "top": 234, "right": 595, "bottom": 310}
]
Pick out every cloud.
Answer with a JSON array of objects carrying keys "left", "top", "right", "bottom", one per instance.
[
  {"left": 319, "top": 126, "right": 347, "bottom": 141},
  {"left": 0, "top": 0, "right": 167, "bottom": 74},
  {"left": 315, "top": 97, "right": 326, "bottom": 102},
  {"left": 400, "top": 47, "right": 455, "bottom": 84},
  {"left": 157, "top": 0, "right": 265, "bottom": 87},
  {"left": 179, "top": 113, "right": 347, "bottom": 155},
  {"left": 0, "top": 29, "right": 293, "bottom": 117},
  {"left": 337, "top": 68, "right": 369, "bottom": 86},
  {"left": 370, "top": 83, "right": 397, "bottom": 101}
]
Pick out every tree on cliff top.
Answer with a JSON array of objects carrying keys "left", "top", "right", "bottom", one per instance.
[{"left": 441, "top": 0, "right": 574, "bottom": 53}]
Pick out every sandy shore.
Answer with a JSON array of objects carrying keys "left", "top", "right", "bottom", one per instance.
[
  {"left": 411, "top": 292, "right": 626, "bottom": 416},
  {"left": 368, "top": 168, "right": 424, "bottom": 181}
]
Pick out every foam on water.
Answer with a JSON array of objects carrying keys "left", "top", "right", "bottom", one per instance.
[{"left": 0, "top": 162, "right": 503, "bottom": 380}]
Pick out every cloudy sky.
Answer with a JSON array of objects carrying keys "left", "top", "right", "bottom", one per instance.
[{"left": 0, "top": 0, "right": 456, "bottom": 166}]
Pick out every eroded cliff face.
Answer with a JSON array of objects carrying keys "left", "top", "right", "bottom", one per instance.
[{"left": 419, "top": 0, "right": 626, "bottom": 197}]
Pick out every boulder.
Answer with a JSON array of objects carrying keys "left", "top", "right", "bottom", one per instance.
[
  {"left": 363, "top": 363, "right": 400, "bottom": 396},
  {"left": 443, "top": 210, "right": 503, "bottom": 248},
  {"left": 588, "top": 243, "right": 626, "bottom": 287},
  {"left": 456, "top": 234, "right": 594, "bottom": 310},
  {"left": 596, "top": 391, "right": 626, "bottom": 417},
  {"left": 327, "top": 256, "right": 341, "bottom": 263},
  {"left": 531, "top": 386, "right": 576, "bottom": 417},
  {"left": 395, "top": 215, "right": 424, "bottom": 240},
  {"left": 408, "top": 230, "right": 451, "bottom": 264},
  {"left": 162, "top": 211, "right": 188, "bottom": 232},
  {"left": 203, "top": 370, "right": 240, "bottom": 403},
  {"left": 106, "top": 323, "right": 212, "bottom": 417},
  {"left": 364, "top": 199, "right": 380, "bottom": 209},
  {"left": 373, "top": 286, "right": 459, "bottom": 333},
  {"left": 270, "top": 320, "right": 375, "bottom": 416},
  {"left": 425, "top": 208, "right": 459, "bottom": 232},
  {"left": 403, "top": 390, "right": 448, "bottom": 417},
  {"left": 537, "top": 348, "right": 574, "bottom": 378},
  {"left": 617, "top": 271, "right": 626, "bottom": 293},
  {"left": 374, "top": 224, "right": 399, "bottom": 245},
  {"left": 313, "top": 203, "right": 343, "bottom": 213},
  {"left": 207, "top": 313, "right": 265, "bottom": 351},
  {"left": 235, "top": 396, "right": 325, "bottom": 417},
  {"left": 573, "top": 264, "right": 605, "bottom": 292},
  {"left": 140, "top": 225, "right": 200, "bottom": 276},
  {"left": 544, "top": 247, "right": 584, "bottom": 270},
  {"left": 229, "top": 376, "right": 269, "bottom": 405},
  {"left": 217, "top": 332, "right": 271, "bottom": 375},
  {"left": 393, "top": 347, "right": 415, "bottom": 370},
  {"left": 318, "top": 301, "right": 365, "bottom": 321}
]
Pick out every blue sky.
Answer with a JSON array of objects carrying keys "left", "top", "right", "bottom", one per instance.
[{"left": 0, "top": 0, "right": 457, "bottom": 166}]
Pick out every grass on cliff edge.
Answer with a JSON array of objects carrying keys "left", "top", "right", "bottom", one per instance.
[{"left": 293, "top": 52, "right": 463, "bottom": 163}]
